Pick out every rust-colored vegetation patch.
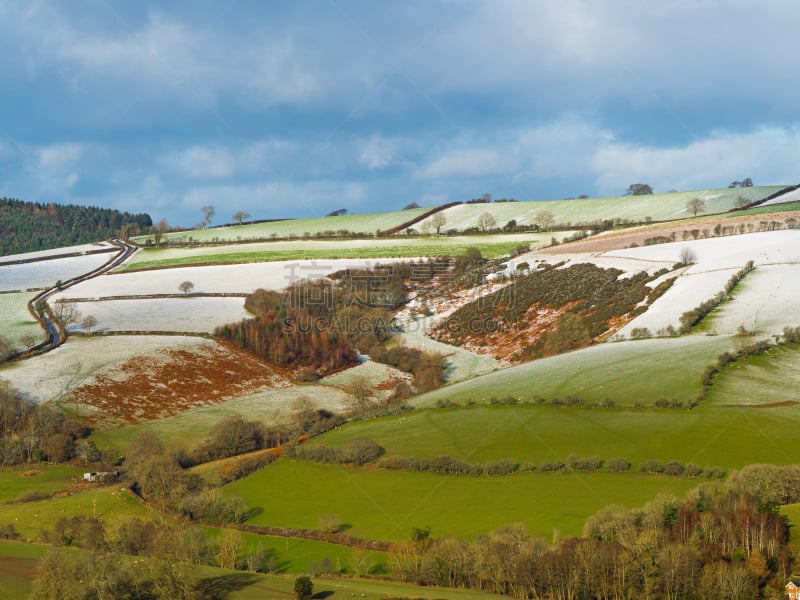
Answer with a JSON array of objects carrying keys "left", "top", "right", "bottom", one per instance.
[
  {"left": 724, "top": 401, "right": 799, "bottom": 409},
  {"left": 19, "top": 470, "right": 41, "bottom": 477},
  {"left": 71, "top": 342, "right": 292, "bottom": 426}
]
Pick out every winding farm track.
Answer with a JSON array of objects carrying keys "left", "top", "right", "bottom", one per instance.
[{"left": 25, "top": 238, "right": 137, "bottom": 355}]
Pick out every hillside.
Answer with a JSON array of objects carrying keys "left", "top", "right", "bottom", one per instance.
[
  {"left": 0, "top": 198, "right": 152, "bottom": 256},
  {"left": 1, "top": 188, "right": 800, "bottom": 598}
]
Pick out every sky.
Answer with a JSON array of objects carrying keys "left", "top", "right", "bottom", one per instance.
[{"left": 1, "top": 1, "right": 799, "bottom": 228}]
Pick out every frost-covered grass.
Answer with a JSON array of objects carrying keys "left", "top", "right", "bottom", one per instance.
[
  {"left": 91, "top": 383, "right": 352, "bottom": 452},
  {"left": 608, "top": 231, "right": 800, "bottom": 338},
  {"left": 120, "top": 233, "right": 556, "bottom": 271},
  {"left": 706, "top": 344, "right": 800, "bottom": 408},
  {"left": 148, "top": 207, "right": 430, "bottom": 245},
  {"left": 396, "top": 327, "right": 499, "bottom": 383},
  {"left": 699, "top": 264, "right": 800, "bottom": 336},
  {"left": 0, "top": 252, "right": 116, "bottom": 292},
  {"left": 412, "top": 335, "right": 732, "bottom": 408},
  {"left": 759, "top": 186, "right": 800, "bottom": 206},
  {"left": 0, "top": 242, "right": 115, "bottom": 264},
  {"left": 409, "top": 186, "right": 785, "bottom": 233},
  {"left": 0, "top": 291, "right": 44, "bottom": 349},
  {"left": 58, "top": 258, "right": 412, "bottom": 299},
  {"left": 605, "top": 230, "right": 800, "bottom": 271},
  {"left": 0, "top": 335, "right": 217, "bottom": 403},
  {"left": 70, "top": 297, "right": 250, "bottom": 334}
]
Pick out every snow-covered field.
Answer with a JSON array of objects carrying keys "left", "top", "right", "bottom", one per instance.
[
  {"left": 604, "top": 230, "right": 800, "bottom": 271},
  {"left": 0, "top": 335, "right": 213, "bottom": 403},
  {"left": 53, "top": 257, "right": 415, "bottom": 299},
  {"left": 72, "top": 297, "right": 251, "bottom": 333},
  {"left": 0, "top": 242, "right": 115, "bottom": 265},
  {"left": 608, "top": 231, "right": 800, "bottom": 338},
  {"left": 0, "top": 251, "right": 118, "bottom": 292},
  {"left": 759, "top": 186, "right": 800, "bottom": 207},
  {"left": 702, "top": 264, "right": 800, "bottom": 335}
]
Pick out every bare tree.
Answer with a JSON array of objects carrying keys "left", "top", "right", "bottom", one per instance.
[
  {"left": 430, "top": 212, "right": 447, "bottom": 235},
  {"left": 150, "top": 218, "right": 169, "bottom": 247},
  {"left": 534, "top": 210, "right": 555, "bottom": 231},
  {"left": 52, "top": 301, "right": 80, "bottom": 330},
  {"left": 477, "top": 211, "right": 497, "bottom": 232},
  {"left": 734, "top": 195, "right": 750, "bottom": 209},
  {"left": 178, "top": 281, "right": 195, "bottom": 296},
  {"left": 201, "top": 205, "right": 216, "bottom": 229},
  {"left": 81, "top": 315, "right": 98, "bottom": 335},
  {"left": 685, "top": 197, "right": 706, "bottom": 216},
  {"left": 232, "top": 210, "right": 250, "bottom": 225},
  {"left": 679, "top": 247, "right": 697, "bottom": 265},
  {"left": 20, "top": 334, "right": 37, "bottom": 350}
]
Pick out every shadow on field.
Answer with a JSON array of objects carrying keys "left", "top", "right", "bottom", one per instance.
[
  {"left": 311, "top": 592, "right": 334, "bottom": 599},
  {"left": 244, "top": 506, "right": 264, "bottom": 520},
  {"left": 197, "top": 572, "right": 261, "bottom": 599}
]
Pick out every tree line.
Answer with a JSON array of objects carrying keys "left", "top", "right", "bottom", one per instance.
[{"left": 0, "top": 197, "right": 152, "bottom": 256}]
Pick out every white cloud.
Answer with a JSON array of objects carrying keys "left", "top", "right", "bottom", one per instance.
[
  {"left": 417, "top": 147, "right": 511, "bottom": 179},
  {"left": 35, "top": 142, "right": 85, "bottom": 170},
  {"left": 590, "top": 126, "right": 800, "bottom": 194}
]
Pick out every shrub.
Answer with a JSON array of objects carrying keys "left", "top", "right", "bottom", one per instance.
[
  {"left": 638, "top": 459, "right": 665, "bottom": 474},
  {"left": 606, "top": 457, "right": 631, "bottom": 473},
  {"left": 568, "top": 454, "right": 603, "bottom": 471},
  {"left": 539, "top": 460, "right": 566, "bottom": 472},
  {"left": 664, "top": 460, "right": 685, "bottom": 476},
  {"left": 294, "top": 575, "right": 313, "bottom": 600}
]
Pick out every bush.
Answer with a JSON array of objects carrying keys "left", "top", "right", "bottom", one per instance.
[
  {"left": 294, "top": 575, "right": 313, "bottom": 600},
  {"left": 638, "top": 459, "right": 665, "bottom": 474},
  {"left": 606, "top": 457, "right": 631, "bottom": 473},
  {"left": 540, "top": 460, "right": 566, "bottom": 472},
  {"left": 664, "top": 460, "right": 685, "bottom": 476},
  {"left": 568, "top": 454, "right": 603, "bottom": 472}
]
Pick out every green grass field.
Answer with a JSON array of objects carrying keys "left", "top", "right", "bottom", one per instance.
[
  {"left": 413, "top": 335, "right": 732, "bottom": 408},
  {"left": 0, "top": 485, "right": 150, "bottom": 540},
  {"left": 0, "top": 541, "right": 49, "bottom": 600},
  {"left": 119, "top": 233, "right": 555, "bottom": 271},
  {"left": 0, "top": 465, "right": 85, "bottom": 504},
  {"left": 201, "top": 526, "right": 388, "bottom": 575},
  {"left": 224, "top": 459, "right": 697, "bottom": 541},
  {"left": 0, "top": 540, "right": 501, "bottom": 600}
]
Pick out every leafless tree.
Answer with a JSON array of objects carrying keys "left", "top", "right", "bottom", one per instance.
[
  {"left": 679, "top": 247, "right": 697, "bottom": 265},
  {"left": 534, "top": 210, "right": 555, "bottom": 231},
  {"left": 430, "top": 212, "right": 447, "bottom": 235},
  {"left": 686, "top": 197, "right": 706, "bottom": 216},
  {"left": 232, "top": 210, "right": 250, "bottom": 225},
  {"left": 201, "top": 205, "right": 215, "bottom": 229},
  {"left": 477, "top": 211, "right": 497, "bottom": 232},
  {"left": 81, "top": 315, "right": 98, "bottom": 335}
]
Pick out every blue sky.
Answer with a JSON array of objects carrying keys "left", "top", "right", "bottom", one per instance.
[{"left": 1, "top": 1, "right": 799, "bottom": 227}]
